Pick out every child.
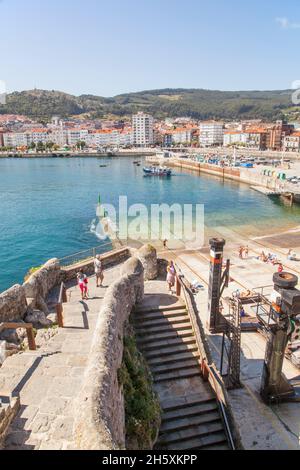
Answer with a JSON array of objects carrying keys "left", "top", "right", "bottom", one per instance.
[{"left": 77, "top": 269, "right": 88, "bottom": 300}]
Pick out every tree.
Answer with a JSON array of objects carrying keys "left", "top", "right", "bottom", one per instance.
[
  {"left": 36, "top": 141, "right": 45, "bottom": 152},
  {"left": 28, "top": 141, "right": 36, "bottom": 150},
  {"left": 46, "top": 141, "right": 55, "bottom": 151},
  {"left": 76, "top": 140, "right": 86, "bottom": 150}
]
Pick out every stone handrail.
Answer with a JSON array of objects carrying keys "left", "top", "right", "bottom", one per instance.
[{"left": 74, "top": 256, "right": 144, "bottom": 450}]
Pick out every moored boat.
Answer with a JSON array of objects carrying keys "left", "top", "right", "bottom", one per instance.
[{"left": 143, "top": 166, "right": 172, "bottom": 176}]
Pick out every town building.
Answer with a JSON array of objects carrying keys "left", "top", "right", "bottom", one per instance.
[
  {"left": 199, "top": 121, "right": 224, "bottom": 147},
  {"left": 132, "top": 112, "right": 154, "bottom": 146},
  {"left": 283, "top": 132, "right": 300, "bottom": 152}
]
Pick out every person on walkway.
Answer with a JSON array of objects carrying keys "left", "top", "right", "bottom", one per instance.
[
  {"left": 94, "top": 254, "right": 104, "bottom": 287},
  {"left": 77, "top": 269, "right": 88, "bottom": 300},
  {"left": 163, "top": 239, "right": 168, "bottom": 249},
  {"left": 166, "top": 260, "right": 176, "bottom": 294},
  {"left": 238, "top": 246, "right": 243, "bottom": 258},
  {"left": 244, "top": 246, "right": 249, "bottom": 259}
]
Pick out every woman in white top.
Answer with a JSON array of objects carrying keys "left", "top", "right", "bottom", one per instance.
[{"left": 94, "top": 254, "right": 104, "bottom": 287}]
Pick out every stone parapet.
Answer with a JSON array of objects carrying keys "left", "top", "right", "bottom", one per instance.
[{"left": 74, "top": 257, "right": 144, "bottom": 450}]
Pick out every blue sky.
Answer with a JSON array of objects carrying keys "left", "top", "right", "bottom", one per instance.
[{"left": 1, "top": 0, "right": 300, "bottom": 96}]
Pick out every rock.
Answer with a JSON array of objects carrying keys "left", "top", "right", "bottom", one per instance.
[
  {"left": 25, "top": 309, "right": 53, "bottom": 327},
  {"left": 0, "top": 340, "right": 6, "bottom": 365},
  {"left": 137, "top": 244, "right": 158, "bottom": 280},
  {"left": 0, "top": 284, "right": 27, "bottom": 322},
  {"left": 0, "top": 328, "right": 19, "bottom": 345}
]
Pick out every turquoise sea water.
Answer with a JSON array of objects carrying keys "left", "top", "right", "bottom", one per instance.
[{"left": 1, "top": 156, "right": 300, "bottom": 292}]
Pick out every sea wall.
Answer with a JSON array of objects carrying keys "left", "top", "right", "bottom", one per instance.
[
  {"left": 74, "top": 256, "right": 144, "bottom": 450},
  {"left": 160, "top": 158, "right": 288, "bottom": 190}
]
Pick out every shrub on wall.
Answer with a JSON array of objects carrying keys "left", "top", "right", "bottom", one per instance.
[{"left": 118, "top": 324, "right": 161, "bottom": 450}]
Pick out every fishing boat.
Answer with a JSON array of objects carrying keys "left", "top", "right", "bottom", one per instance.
[{"left": 143, "top": 166, "right": 172, "bottom": 176}]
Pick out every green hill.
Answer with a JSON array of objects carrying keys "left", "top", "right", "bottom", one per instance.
[{"left": 0, "top": 88, "right": 298, "bottom": 121}]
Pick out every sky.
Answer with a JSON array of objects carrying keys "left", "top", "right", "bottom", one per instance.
[{"left": 0, "top": 0, "right": 300, "bottom": 96}]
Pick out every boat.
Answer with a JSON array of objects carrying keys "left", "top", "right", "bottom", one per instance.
[
  {"left": 143, "top": 166, "right": 172, "bottom": 176},
  {"left": 99, "top": 164, "right": 108, "bottom": 167},
  {"left": 133, "top": 160, "right": 141, "bottom": 164}
]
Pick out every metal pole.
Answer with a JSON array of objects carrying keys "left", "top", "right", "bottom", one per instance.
[{"left": 207, "top": 238, "right": 226, "bottom": 332}]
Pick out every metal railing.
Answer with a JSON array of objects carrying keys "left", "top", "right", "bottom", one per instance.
[
  {"left": 58, "top": 241, "right": 114, "bottom": 267},
  {"left": 175, "top": 271, "right": 236, "bottom": 450}
]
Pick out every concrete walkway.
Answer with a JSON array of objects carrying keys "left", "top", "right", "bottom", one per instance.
[{"left": 1, "top": 266, "right": 120, "bottom": 450}]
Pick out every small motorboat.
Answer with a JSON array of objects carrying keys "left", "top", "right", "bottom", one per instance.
[
  {"left": 99, "top": 164, "right": 108, "bottom": 167},
  {"left": 133, "top": 160, "right": 141, "bottom": 164},
  {"left": 143, "top": 166, "right": 172, "bottom": 176}
]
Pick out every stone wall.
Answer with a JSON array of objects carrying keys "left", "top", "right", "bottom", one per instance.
[
  {"left": 23, "top": 258, "right": 61, "bottom": 314},
  {"left": 0, "top": 285, "right": 28, "bottom": 322},
  {"left": 74, "top": 257, "right": 144, "bottom": 450}
]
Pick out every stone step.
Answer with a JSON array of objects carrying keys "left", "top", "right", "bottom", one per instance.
[
  {"left": 147, "top": 350, "right": 200, "bottom": 366},
  {"left": 140, "top": 336, "right": 196, "bottom": 353},
  {"left": 200, "top": 442, "right": 229, "bottom": 450},
  {"left": 157, "top": 421, "right": 224, "bottom": 446},
  {"left": 133, "top": 308, "right": 189, "bottom": 324},
  {"left": 137, "top": 329, "right": 194, "bottom": 345},
  {"left": 160, "top": 410, "right": 221, "bottom": 433},
  {"left": 133, "top": 314, "right": 189, "bottom": 328},
  {"left": 158, "top": 432, "right": 228, "bottom": 450},
  {"left": 153, "top": 366, "right": 200, "bottom": 383},
  {"left": 144, "top": 343, "right": 198, "bottom": 360},
  {"left": 134, "top": 303, "right": 185, "bottom": 314},
  {"left": 161, "top": 395, "right": 215, "bottom": 413},
  {"left": 150, "top": 358, "right": 200, "bottom": 374},
  {"left": 162, "top": 400, "right": 217, "bottom": 422},
  {"left": 135, "top": 321, "right": 192, "bottom": 336}
]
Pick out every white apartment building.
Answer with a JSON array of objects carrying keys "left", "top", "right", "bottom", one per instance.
[
  {"left": 67, "top": 129, "right": 89, "bottom": 146},
  {"left": 223, "top": 131, "right": 247, "bottom": 147},
  {"left": 87, "top": 130, "right": 120, "bottom": 147},
  {"left": 132, "top": 112, "right": 154, "bottom": 146},
  {"left": 3, "top": 132, "right": 28, "bottom": 147},
  {"left": 3, "top": 129, "right": 52, "bottom": 147},
  {"left": 170, "top": 128, "right": 193, "bottom": 145},
  {"left": 283, "top": 132, "right": 300, "bottom": 152},
  {"left": 199, "top": 121, "right": 224, "bottom": 147}
]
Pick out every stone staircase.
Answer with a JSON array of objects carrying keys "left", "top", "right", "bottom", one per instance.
[{"left": 133, "top": 303, "right": 230, "bottom": 450}]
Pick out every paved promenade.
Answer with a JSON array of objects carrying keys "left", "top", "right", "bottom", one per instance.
[{"left": 1, "top": 266, "right": 120, "bottom": 450}]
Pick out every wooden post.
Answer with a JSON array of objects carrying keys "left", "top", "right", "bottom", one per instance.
[
  {"left": 26, "top": 326, "right": 36, "bottom": 351},
  {"left": 202, "top": 360, "right": 209, "bottom": 382},
  {"left": 56, "top": 303, "right": 64, "bottom": 328},
  {"left": 176, "top": 276, "right": 181, "bottom": 297},
  {"left": 62, "top": 285, "right": 67, "bottom": 303}
]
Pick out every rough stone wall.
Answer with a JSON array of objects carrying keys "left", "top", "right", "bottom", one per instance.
[
  {"left": 0, "top": 285, "right": 28, "bottom": 322},
  {"left": 74, "top": 257, "right": 144, "bottom": 450},
  {"left": 23, "top": 258, "right": 61, "bottom": 313},
  {"left": 136, "top": 244, "right": 158, "bottom": 281}
]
